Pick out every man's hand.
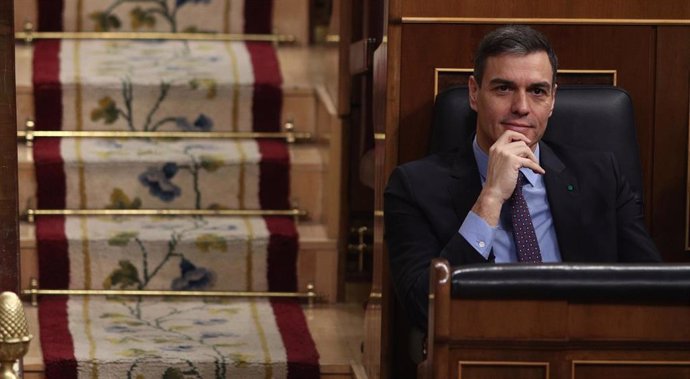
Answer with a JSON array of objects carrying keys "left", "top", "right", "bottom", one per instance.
[{"left": 471, "top": 131, "right": 545, "bottom": 226}]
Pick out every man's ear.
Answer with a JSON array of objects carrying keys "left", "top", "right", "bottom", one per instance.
[
  {"left": 468, "top": 75, "right": 479, "bottom": 111},
  {"left": 548, "top": 83, "right": 558, "bottom": 117}
]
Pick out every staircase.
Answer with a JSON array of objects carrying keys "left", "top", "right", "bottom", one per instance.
[{"left": 13, "top": 1, "right": 364, "bottom": 378}]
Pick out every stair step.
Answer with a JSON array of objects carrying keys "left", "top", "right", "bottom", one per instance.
[
  {"left": 13, "top": 0, "right": 310, "bottom": 46},
  {"left": 23, "top": 301, "right": 363, "bottom": 378},
  {"left": 15, "top": 43, "right": 321, "bottom": 137},
  {"left": 20, "top": 220, "right": 338, "bottom": 302},
  {"left": 19, "top": 141, "right": 327, "bottom": 223}
]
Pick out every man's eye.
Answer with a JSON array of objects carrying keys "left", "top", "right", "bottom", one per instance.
[
  {"left": 532, "top": 88, "right": 546, "bottom": 95},
  {"left": 496, "top": 85, "right": 510, "bottom": 92}
]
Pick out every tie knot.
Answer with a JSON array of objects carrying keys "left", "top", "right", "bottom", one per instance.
[
  {"left": 517, "top": 171, "right": 528, "bottom": 187},
  {"left": 511, "top": 172, "right": 528, "bottom": 201}
]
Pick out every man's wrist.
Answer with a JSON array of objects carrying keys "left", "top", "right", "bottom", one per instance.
[{"left": 471, "top": 190, "right": 504, "bottom": 227}]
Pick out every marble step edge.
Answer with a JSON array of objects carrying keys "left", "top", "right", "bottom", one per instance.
[{"left": 23, "top": 302, "right": 363, "bottom": 377}]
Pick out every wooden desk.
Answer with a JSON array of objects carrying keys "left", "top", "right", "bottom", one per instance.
[{"left": 422, "top": 260, "right": 690, "bottom": 379}]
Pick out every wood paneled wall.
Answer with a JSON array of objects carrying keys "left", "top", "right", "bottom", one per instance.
[
  {"left": 397, "top": 24, "right": 657, "bottom": 221},
  {"left": 367, "top": 1, "right": 690, "bottom": 377},
  {"left": 654, "top": 27, "right": 690, "bottom": 261},
  {"left": 0, "top": 0, "right": 19, "bottom": 293},
  {"left": 399, "top": 0, "right": 690, "bottom": 19}
]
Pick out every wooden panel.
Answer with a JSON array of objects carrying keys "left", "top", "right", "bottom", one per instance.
[
  {"left": 573, "top": 361, "right": 690, "bottom": 379},
  {"left": 337, "top": 0, "right": 353, "bottom": 116},
  {"left": 366, "top": 0, "right": 391, "bottom": 375},
  {"left": 568, "top": 303, "right": 690, "bottom": 340},
  {"left": 273, "top": 0, "right": 310, "bottom": 45},
  {"left": 654, "top": 27, "right": 690, "bottom": 260},
  {"left": 13, "top": 0, "right": 35, "bottom": 32},
  {"left": 435, "top": 69, "right": 615, "bottom": 95},
  {"left": 398, "top": 23, "right": 656, "bottom": 227},
  {"left": 401, "top": 0, "right": 690, "bottom": 19},
  {"left": 364, "top": 138, "right": 387, "bottom": 379},
  {"left": 459, "top": 362, "right": 548, "bottom": 379},
  {"left": 451, "top": 299, "right": 567, "bottom": 339},
  {"left": 0, "top": 0, "right": 19, "bottom": 293}
]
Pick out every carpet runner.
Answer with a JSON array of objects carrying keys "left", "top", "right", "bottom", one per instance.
[
  {"left": 36, "top": 215, "right": 316, "bottom": 378},
  {"left": 39, "top": 296, "right": 316, "bottom": 378},
  {"left": 31, "top": 2, "right": 321, "bottom": 377}
]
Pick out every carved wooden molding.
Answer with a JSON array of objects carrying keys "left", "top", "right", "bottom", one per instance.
[
  {"left": 403, "top": 17, "right": 690, "bottom": 26},
  {"left": 685, "top": 76, "right": 690, "bottom": 251},
  {"left": 458, "top": 361, "right": 549, "bottom": 379},
  {"left": 572, "top": 360, "right": 690, "bottom": 379}
]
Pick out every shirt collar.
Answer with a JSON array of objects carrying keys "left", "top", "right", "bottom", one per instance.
[{"left": 472, "top": 135, "right": 541, "bottom": 187}]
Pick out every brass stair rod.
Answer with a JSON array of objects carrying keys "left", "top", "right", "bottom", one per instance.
[
  {"left": 24, "top": 279, "right": 318, "bottom": 307},
  {"left": 25, "top": 208, "right": 307, "bottom": 222},
  {"left": 16, "top": 30, "right": 297, "bottom": 44},
  {"left": 19, "top": 119, "right": 309, "bottom": 145},
  {"left": 17, "top": 130, "right": 312, "bottom": 141}
]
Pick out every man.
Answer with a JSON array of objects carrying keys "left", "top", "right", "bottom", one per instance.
[{"left": 384, "top": 25, "right": 661, "bottom": 332}]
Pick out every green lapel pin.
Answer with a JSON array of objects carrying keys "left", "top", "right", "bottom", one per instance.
[{"left": 567, "top": 184, "right": 574, "bottom": 191}]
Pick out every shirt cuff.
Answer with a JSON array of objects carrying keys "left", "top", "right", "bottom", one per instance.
[{"left": 459, "top": 210, "right": 496, "bottom": 259}]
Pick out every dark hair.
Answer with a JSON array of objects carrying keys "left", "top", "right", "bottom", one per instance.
[{"left": 473, "top": 25, "right": 558, "bottom": 86}]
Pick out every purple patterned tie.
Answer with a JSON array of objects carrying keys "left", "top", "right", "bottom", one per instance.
[{"left": 510, "top": 172, "right": 542, "bottom": 263}]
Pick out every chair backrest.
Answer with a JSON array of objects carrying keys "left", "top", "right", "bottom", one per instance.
[{"left": 429, "top": 85, "right": 644, "bottom": 201}]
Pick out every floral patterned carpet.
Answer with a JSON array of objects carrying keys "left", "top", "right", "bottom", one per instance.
[{"left": 31, "top": 1, "right": 319, "bottom": 378}]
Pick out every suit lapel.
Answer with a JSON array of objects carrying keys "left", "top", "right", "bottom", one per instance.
[
  {"left": 446, "top": 140, "right": 493, "bottom": 263},
  {"left": 541, "top": 142, "right": 582, "bottom": 261},
  {"left": 448, "top": 140, "right": 482, "bottom": 222}
]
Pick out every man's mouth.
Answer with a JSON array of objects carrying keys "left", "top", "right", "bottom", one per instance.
[{"left": 502, "top": 122, "right": 532, "bottom": 132}]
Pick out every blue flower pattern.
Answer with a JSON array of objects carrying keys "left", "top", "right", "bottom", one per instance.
[
  {"left": 171, "top": 258, "right": 215, "bottom": 290},
  {"left": 139, "top": 162, "right": 181, "bottom": 202},
  {"left": 176, "top": 0, "right": 211, "bottom": 6},
  {"left": 106, "top": 325, "right": 139, "bottom": 334},
  {"left": 194, "top": 318, "right": 228, "bottom": 326},
  {"left": 175, "top": 114, "right": 213, "bottom": 132}
]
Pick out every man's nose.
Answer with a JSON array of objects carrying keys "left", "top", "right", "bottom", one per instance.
[{"left": 511, "top": 91, "right": 529, "bottom": 115}]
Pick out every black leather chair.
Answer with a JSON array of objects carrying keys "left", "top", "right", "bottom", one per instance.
[
  {"left": 419, "top": 86, "right": 690, "bottom": 378},
  {"left": 430, "top": 85, "right": 644, "bottom": 203}
]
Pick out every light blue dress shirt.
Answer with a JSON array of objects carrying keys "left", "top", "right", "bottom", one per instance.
[{"left": 458, "top": 137, "right": 562, "bottom": 263}]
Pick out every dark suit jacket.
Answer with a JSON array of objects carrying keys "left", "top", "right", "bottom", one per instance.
[{"left": 384, "top": 139, "right": 661, "bottom": 330}]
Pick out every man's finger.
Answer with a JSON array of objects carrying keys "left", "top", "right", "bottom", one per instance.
[
  {"left": 496, "top": 130, "right": 531, "bottom": 146},
  {"left": 520, "top": 157, "right": 546, "bottom": 175}
]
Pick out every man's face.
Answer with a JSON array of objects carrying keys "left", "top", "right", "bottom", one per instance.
[{"left": 469, "top": 51, "right": 556, "bottom": 153}]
